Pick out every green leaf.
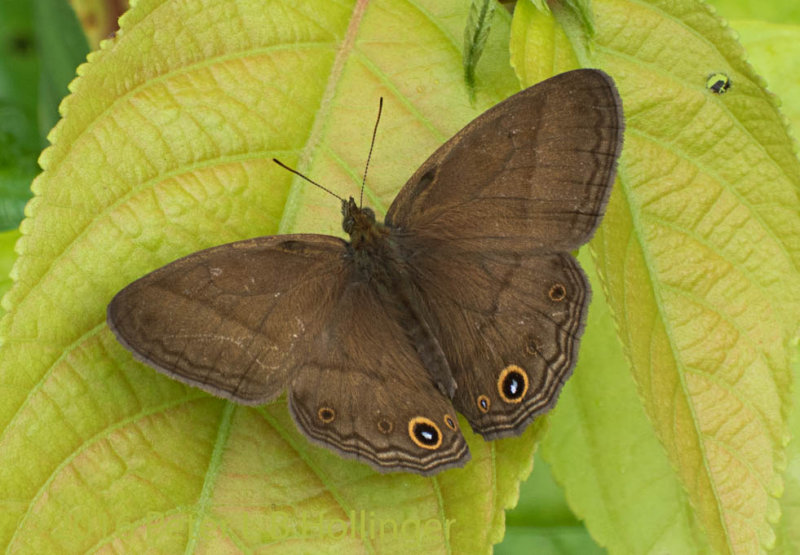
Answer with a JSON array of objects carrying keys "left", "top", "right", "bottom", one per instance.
[
  {"left": 778, "top": 348, "right": 800, "bottom": 555},
  {"left": 32, "top": 0, "right": 90, "bottom": 140},
  {"left": 463, "top": 0, "right": 497, "bottom": 98},
  {"left": 556, "top": 0, "right": 595, "bottom": 37},
  {"left": 0, "top": 1, "right": 545, "bottom": 552},
  {"left": 508, "top": 0, "right": 578, "bottom": 91},
  {"left": 498, "top": 456, "right": 604, "bottom": 554},
  {"left": 722, "top": 16, "right": 800, "bottom": 555},
  {"left": 0, "top": 228, "right": 20, "bottom": 309},
  {"left": 0, "top": 0, "right": 90, "bottom": 232},
  {"left": 704, "top": 0, "right": 800, "bottom": 24},
  {"left": 729, "top": 20, "right": 800, "bottom": 137},
  {"left": 545, "top": 251, "right": 712, "bottom": 553},
  {"left": 0, "top": 143, "right": 37, "bottom": 232},
  {"left": 511, "top": 1, "right": 800, "bottom": 553},
  {"left": 0, "top": 0, "right": 39, "bottom": 231},
  {"left": 0, "top": 0, "right": 38, "bottom": 143}
]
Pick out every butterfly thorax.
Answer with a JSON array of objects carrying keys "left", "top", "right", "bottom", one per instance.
[
  {"left": 341, "top": 198, "right": 400, "bottom": 292},
  {"left": 341, "top": 197, "right": 457, "bottom": 398}
]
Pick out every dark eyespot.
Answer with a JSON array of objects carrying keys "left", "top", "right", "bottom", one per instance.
[
  {"left": 377, "top": 418, "right": 393, "bottom": 434},
  {"left": 548, "top": 283, "right": 567, "bottom": 302},
  {"left": 318, "top": 407, "right": 335, "bottom": 423},
  {"left": 706, "top": 73, "right": 731, "bottom": 94},
  {"left": 497, "top": 365, "right": 529, "bottom": 404},
  {"left": 443, "top": 414, "right": 457, "bottom": 430},
  {"left": 477, "top": 395, "right": 491, "bottom": 413},
  {"left": 408, "top": 416, "right": 442, "bottom": 450}
]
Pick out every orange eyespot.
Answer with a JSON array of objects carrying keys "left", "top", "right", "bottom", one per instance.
[
  {"left": 408, "top": 416, "right": 442, "bottom": 450},
  {"left": 477, "top": 395, "right": 491, "bottom": 413},
  {"left": 318, "top": 407, "right": 336, "bottom": 423},
  {"left": 497, "top": 365, "right": 529, "bottom": 403},
  {"left": 377, "top": 418, "right": 393, "bottom": 434},
  {"left": 548, "top": 283, "right": 567, "bottom": 302}
]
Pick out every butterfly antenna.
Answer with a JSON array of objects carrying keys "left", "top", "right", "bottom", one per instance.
[
  {"left": 360, "top": 97, "right": 383, "bottom": 207},
  {"left": 273, "top": 158, "right": 344, "bottom": 202}
]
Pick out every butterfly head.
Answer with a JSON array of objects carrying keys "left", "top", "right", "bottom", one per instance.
[{"left": 342, "top": 197, "right": 380, "bottom": 246}]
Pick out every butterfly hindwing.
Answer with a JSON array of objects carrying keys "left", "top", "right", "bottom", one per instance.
[
  {"left": 287, "top": 278, "right": 469, "bottom": 474},
  {"left": 402, "top": 242, "right": 590, "bottom": 438}
]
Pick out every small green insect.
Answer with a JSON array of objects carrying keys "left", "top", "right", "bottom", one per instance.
[{"left": 706, "top": 73, "right": 731, "bottom": 94}]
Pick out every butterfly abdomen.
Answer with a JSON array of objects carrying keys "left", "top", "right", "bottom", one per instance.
[{"left": 391, "top": 277, "right": 458, "bottom": 398}]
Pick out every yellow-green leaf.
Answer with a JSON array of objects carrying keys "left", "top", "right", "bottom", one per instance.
[
  {"left": 511, "top": 0, "right": 800, "bottom": 553},
  {"left": 729, "top": 19, "right": 800, "bottom": 137},
  {"left": 724, "top": 16, "right": 800, "bottom": 555},
  {"left": 0, "top": 1, "right": 545, "bottom": 553},
  {"left": 543, "top": 251, "right": 713, "bottom": 553},
  {"left": 0, "top": 228, "right": 19, "bottom": 307},
  {"left": 704, "top": 0, "right": 800, "bottom": 24}
]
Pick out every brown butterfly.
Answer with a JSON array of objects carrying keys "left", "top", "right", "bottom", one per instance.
[{"left": 107, "top": 69, "right": 624, "bottom": 475}]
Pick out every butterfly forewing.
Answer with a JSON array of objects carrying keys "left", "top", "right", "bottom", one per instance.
[
  {"left": 386, "top": 68, "right": 623, "bottom": 438},
  {"left": 107, "top": 235, "right": 350, "bottom": 404},
  {"left": 386, "top": 69, "right": 623, "bottom": 253}
]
